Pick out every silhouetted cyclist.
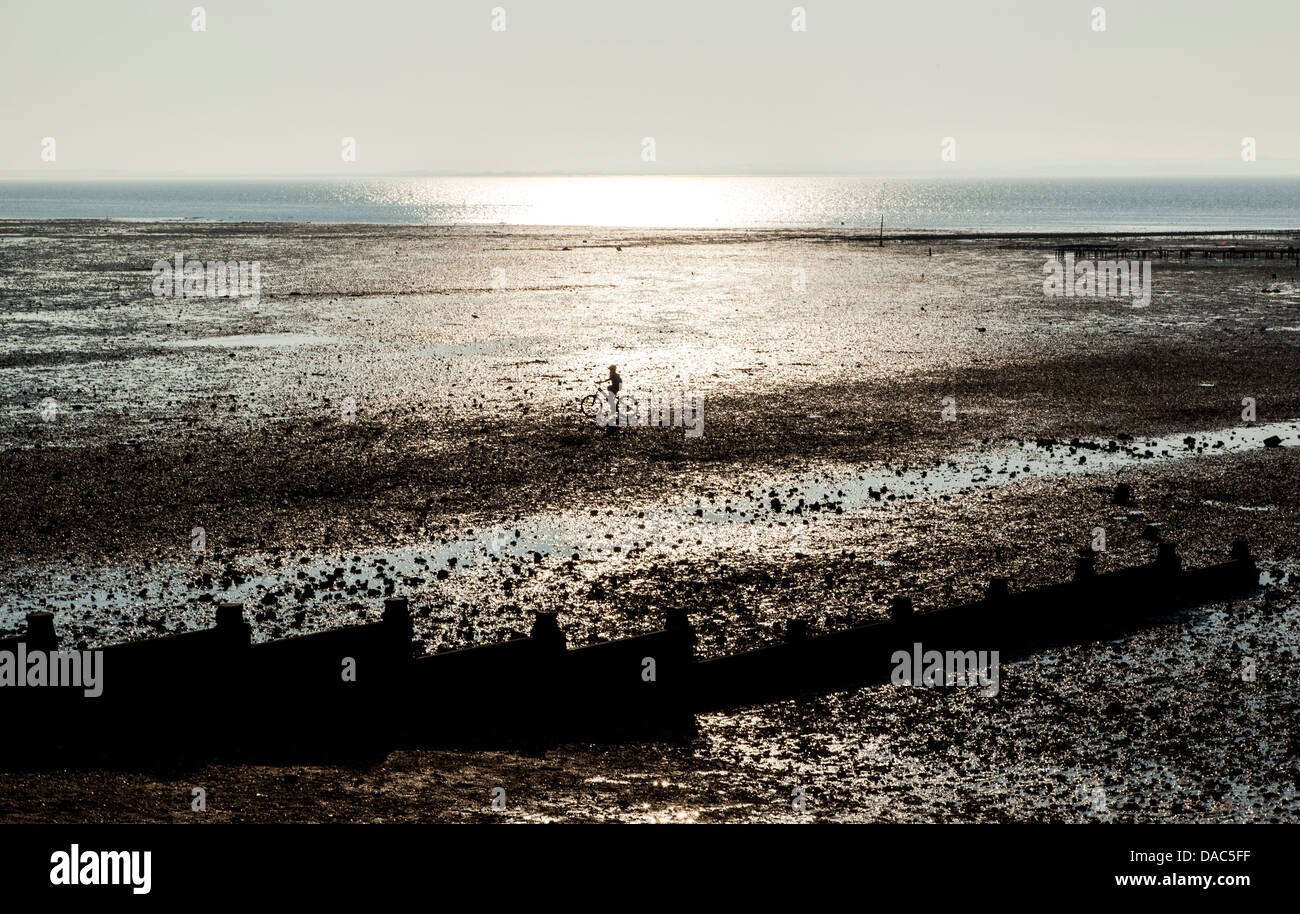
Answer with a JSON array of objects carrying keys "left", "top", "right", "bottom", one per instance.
[{"left": 605, "top": 365, "right": 623, "bottom": 435}]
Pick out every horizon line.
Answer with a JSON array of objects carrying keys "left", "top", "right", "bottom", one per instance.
[{"left": 3, "top": 172, "right": 1300, "bottom": 181}]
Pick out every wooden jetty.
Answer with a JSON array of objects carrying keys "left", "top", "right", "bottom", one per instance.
[
  {"left": 0, "top": 540, "right": 1261, "bottom": 764},
  {"left": 1055, "top": 241, "right": 1300, "bottom": 265}
]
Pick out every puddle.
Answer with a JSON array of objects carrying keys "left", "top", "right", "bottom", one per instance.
[
  {"left": 161, "top": 333, "right": 341, "bottom": 348},
  {"left": 1201, "top": 500, "right": 1276, "bottom": 512}
]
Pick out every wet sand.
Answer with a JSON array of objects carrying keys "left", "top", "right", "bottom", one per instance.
[{"left": 1, "top": 221, "right": 1297, "bottom": 822}]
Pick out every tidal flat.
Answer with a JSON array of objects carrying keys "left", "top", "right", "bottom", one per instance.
[{"left": 1, "top": 221, "right": 1297, "bottom": 822}]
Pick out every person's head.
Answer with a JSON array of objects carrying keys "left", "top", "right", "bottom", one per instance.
[{"left": 608, "top": 365, "right": 617, "bottom": 374}]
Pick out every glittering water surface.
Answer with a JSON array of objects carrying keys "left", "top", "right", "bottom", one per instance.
[
  {"left": 5, "top": 176, "right": 1300, "bottom": 229},
  {"left": 3, "top": 419, "right": 1293, "bottom": 645}
]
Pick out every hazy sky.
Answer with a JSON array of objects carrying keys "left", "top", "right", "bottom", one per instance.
[{"left": 2, "top": 0, "right": 1296, "bottom": 176}]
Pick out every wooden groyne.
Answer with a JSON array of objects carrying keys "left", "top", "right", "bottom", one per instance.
[
  {"left": 0, "top": 540, "right": 1260, "bottom": 763},
  {"left": 694, "top": 541, "right": 1255, "bottom": 711},
  {"left": 403, "top": 609, "right": 695, "bottom": 747}
]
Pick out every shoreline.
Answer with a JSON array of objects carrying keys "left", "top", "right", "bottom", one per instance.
[{"left": 5, "top": 218, "right": 1300, "bottom": 239}]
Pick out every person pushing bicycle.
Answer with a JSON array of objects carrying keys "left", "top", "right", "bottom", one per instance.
[{"left": 604, "top": 365, "right": 623, "bottom": 434}]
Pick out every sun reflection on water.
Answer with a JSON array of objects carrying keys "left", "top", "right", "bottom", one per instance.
[{"left": 361, "top": 175, "right": 887, "bottom": 228}]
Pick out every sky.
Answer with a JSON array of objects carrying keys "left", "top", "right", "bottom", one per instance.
[{"left": 1, "top": 0, "right": 1296, "bottom": 177}]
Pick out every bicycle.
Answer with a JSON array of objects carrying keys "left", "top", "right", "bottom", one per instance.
[{"left": 578, "top": 383, "right": 638, "bottom": 425}]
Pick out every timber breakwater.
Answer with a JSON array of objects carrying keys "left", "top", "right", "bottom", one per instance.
[{"left": 0, "top": 541, "right": 1261, "bottom": 766}]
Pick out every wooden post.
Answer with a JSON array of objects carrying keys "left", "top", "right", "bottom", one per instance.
[
  {"left": 986, "top": 577, "right": 1010, "bottom": 602},
  {"left": 1157, "top": 542, "right": 1181, "bottom": 573},
  {"left": 889, "top": 595, "right": 913, "bottom": 622},
  {"left": 25, "top": 612, "right": 58, "bottom": 651},
  {"left": 1075, "top": 549, "right": 1096, "bottom": 580}
]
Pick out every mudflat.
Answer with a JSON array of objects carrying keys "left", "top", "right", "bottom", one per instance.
[{"left": 1, "top": 221, "right": 1297, "bottom": 822}]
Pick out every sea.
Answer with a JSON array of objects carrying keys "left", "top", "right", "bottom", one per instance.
[{"left": 2, "top": 176, "right": 1299, "bottom": 231}]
